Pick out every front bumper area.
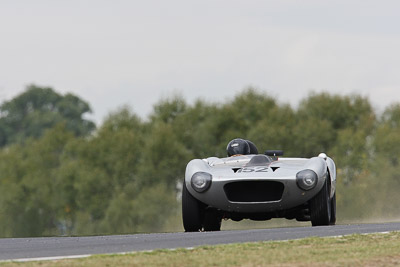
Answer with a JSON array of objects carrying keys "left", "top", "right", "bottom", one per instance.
[{"left": 185, "top": 176, "right": 325, "bottom": 213}]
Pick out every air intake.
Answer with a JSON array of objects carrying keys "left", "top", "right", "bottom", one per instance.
[{"left": 224, "top": 181, "right": 284, "bottom": 202}]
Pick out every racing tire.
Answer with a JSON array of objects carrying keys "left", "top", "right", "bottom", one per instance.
[
  {"left": 182, "top": 181, "right": 204, "bottom": 232},
  {"left": 330, "top": 193, "right": 336, "bottom": 225},
  {"left": 203, "top": 209, "right": 222, "bottom": 231},
  {"left": 310, "top": 178, "right": 331, "bottom": 226}
]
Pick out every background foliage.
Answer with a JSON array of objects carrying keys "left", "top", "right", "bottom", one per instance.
[{"left": 0, "top": 86, "right": 399, "bottom": 237}]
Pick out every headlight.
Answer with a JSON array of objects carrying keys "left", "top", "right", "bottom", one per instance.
[
  {"left": 191, "top": 172, "right": 212, "bottom": 193},
  {"left": 296, "top": 169, "right": 318, "bottom": 191}
]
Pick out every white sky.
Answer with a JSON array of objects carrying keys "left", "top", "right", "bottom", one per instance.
[{"left": 1, "top": 0, "right": 400, "bottom": 124}]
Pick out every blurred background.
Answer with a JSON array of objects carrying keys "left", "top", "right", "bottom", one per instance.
[
  {"left": 1, "top": 1, "right": 400, "bottom": 237},
  {"left": 0, "top": 86, "right": 398, "bottom": 237}
]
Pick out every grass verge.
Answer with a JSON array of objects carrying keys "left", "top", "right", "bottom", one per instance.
[{"left": 2, "top": 232, "right": 400, "bottom": 266}]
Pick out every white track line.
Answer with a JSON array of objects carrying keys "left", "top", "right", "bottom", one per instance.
[{"left": 5, "top": 254, "right": 92, "bottom": 262}]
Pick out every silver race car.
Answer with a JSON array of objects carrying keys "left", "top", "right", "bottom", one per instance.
[{"left": 182, "top": 138, "right": 337, "bottom": 232}]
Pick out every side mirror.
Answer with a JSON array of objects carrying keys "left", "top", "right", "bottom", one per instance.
[{"left": 265, "top": 150, "right": 284, "bottom": 157}]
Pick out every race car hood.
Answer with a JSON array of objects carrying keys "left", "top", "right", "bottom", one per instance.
[{"left": 195, "top": 154, "right": 323, "bottom": 181}]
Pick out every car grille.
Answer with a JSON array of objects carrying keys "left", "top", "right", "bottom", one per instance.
[{"left": 224, "top": 181, "right": 284, "bottom": 202}]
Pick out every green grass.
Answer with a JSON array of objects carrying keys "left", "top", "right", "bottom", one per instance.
[{"left": 3, "top": 232, "right": 400, "bottom": 266}]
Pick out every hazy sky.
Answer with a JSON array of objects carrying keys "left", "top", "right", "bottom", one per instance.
[{"left": 1, "top": 0, "right": 400, "bottom": 124}]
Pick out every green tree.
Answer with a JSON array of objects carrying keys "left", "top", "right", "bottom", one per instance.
[
  {"left": 0, "top": 85, "right": 95, "bottom": 146},
  {"left": 178, "top": 88, "right": 281, "bottom": 157},
  {"left": 171, "top": 99, "right": 219, "bottom": 158},
  {"left": 247, "top": 104, "right": 297, "bottom": 156},
  {"left": 0, "top": 124, "right": 74, "bottom": 237},
  {"left": 298, "top": 92, "right": 375, "bottom": 131},
  {"left": 374, "top": 104, "right": 400, "bottom": 165},
  {"left": 362, "top": 104, "right": 400, "bottom": 219},
  {"left": 62, "top": 108, "right": 145, "bottom": 234}
]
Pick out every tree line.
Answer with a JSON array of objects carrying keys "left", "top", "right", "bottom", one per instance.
[{"left": 0, "top": 85, "right": 399, "bottom": 237}]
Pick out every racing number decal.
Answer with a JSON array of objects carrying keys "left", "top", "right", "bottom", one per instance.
[{"left": 236, "top": 167, "right": 269, "bottom": 173}]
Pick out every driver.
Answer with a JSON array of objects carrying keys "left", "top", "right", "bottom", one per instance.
[
  {"left": 227, "top": 138, "right": 259, "bottom": 156},
  {"left": 206, "top": 138, "right": 258, "bottom": 166},
  {"left": 226, "top": 138, "right": 250, "bottom": 156}
]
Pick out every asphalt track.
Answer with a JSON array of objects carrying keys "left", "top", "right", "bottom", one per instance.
[{"left": 1, "top": 222, "right": 400, "bottom": 261}]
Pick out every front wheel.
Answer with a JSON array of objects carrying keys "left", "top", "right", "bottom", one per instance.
[
  {"left": 203, "top": 209, "right": 222, "bottom": 231},
  {"left": 330, "top": 193, "right": 336, "bottom": 225},
  {"left": 182, "top": 181, "right": 204, "bottom": 232},
  {"left": 309, "top": 178, "right": 331, "bottom": 226}
]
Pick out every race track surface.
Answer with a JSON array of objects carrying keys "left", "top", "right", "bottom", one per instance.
[{"left": 1, "top": 222, "right": 400, "bottom": 261}]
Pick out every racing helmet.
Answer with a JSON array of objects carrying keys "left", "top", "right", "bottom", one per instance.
[{"left": 227, "top": 138, "right": 250, "bottom": 156}]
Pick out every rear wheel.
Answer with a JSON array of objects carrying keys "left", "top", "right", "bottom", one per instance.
[
  {"left": 310, "top": 178, "right": 331, "bottom": 226},
  {"left": 203, "top": 209, "right": 222, "bottom": 231},
  {"left": 182, "top": 181, "right": 204, "bottom": 232}
]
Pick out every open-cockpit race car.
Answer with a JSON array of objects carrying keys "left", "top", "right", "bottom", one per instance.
[{"left": 182, "top": 138, "right": 336, "bottom": 232}]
